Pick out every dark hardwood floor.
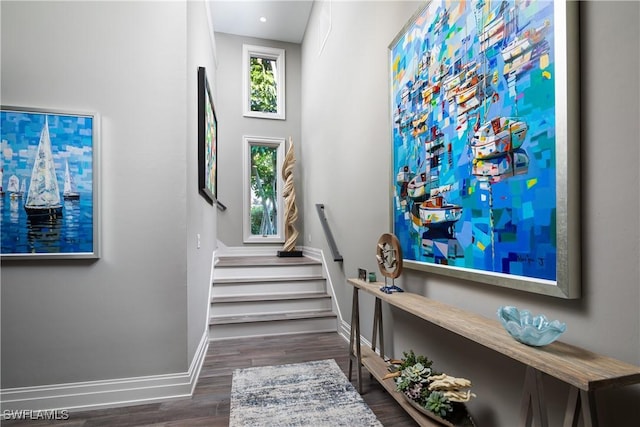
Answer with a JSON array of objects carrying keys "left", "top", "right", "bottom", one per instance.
[{"left": 2, "top": 332, "right": 416, "bottom": 426}]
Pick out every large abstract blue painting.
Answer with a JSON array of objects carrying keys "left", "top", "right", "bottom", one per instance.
[
  {"left": 390, "top": 1, "right": 580, "bottom": 297},
  {"left": 1, "top": 107, "right": 99, "bottom": 259}
]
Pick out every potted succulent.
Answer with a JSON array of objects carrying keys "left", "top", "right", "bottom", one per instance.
[{"left": 389, "top": 350, "right": 476, "bottom": 427}]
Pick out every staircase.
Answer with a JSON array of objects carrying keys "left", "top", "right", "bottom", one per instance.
[{"left": 209, "top": 255, "right": 337, "bottom": 341}]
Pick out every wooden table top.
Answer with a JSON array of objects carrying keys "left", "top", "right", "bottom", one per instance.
[{"left": 348, "top": 278, "right": 640, "bottom": 391}]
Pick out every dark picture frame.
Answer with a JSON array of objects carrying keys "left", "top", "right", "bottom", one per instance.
[{"left": 198, "top": 66, "right": 218, "bottom": 205}]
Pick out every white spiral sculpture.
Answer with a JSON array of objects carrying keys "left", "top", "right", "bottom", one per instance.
[{"left": 282, "top": 137, "right": 299, "bottom": 252}]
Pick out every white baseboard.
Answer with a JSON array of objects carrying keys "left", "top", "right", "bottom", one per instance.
[
  {"left": 300, "top": 245, "right": 344, "bottom": 326},
  {"left": 300, "top": 245, "right": 322, "bottom": 261},
  {"left": 339, "top": 318, "right": 351, "bottom": 342},
  {"left": 0, "top": 331, "right": 209, "bottom": 412}
]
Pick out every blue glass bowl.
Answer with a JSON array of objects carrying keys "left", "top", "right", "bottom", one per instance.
[{"left": 497, "top": 306, "right": 566, "bottom": 347}]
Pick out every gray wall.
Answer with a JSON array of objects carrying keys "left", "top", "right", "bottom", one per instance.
[
  {"left": 301, "top": 1, "right": 640, "bottom": 425},
  {"left": 186, "top": 0, "right": 219, "bottom": 365},
  {"left": 1, "top": 0, "right": 216, "bottom": 389},
  {"left": 214, "top": 32, "right": 303, "bottom": 248}
]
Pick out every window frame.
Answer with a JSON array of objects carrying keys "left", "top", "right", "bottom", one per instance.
[
  {"left": 242, "top": 136, "right": 286, "bottom": 243},
  {"left": 242, "top": 44, "right": 286, "bottom": 120}
]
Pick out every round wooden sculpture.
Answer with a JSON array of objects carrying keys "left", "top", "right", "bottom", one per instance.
[{"left": 376, "top": 233, "right": 403, "bottom": 279}]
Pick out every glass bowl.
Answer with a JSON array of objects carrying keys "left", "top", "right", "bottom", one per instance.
[{"left": 497, "top": 306, "right": 566, "bottom": 347}]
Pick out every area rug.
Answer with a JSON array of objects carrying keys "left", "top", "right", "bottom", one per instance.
[{"left": 229, "top": 359, "right": 382, "bottom": 427}]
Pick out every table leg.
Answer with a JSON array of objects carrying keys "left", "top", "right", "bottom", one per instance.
[
  {"left": 519, "top": 366, "right": 549, "bottom": 427},
  {"left": 562, "top": 386, "right": 599, "bottom": 427},
  {"left": 372, "top": 297, "right": 384, "bottom": 358},
  {"left": 562, "top": 387, "right": 580, "bottom": 427},
  {"left": 580, "top": 390, "right": 599, "bottom": 427},
  {"left": 348, "top": 286, "right": 362, "bottom": 393}
]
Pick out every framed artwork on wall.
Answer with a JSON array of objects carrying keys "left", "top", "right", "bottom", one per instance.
[
  {"left": 389, "top": 1, "right": 580, "bottom": 298},
  {"left": 198, "top": 66, "right": 218, "bottom": 205},
  {"left": 0, "top": 106, "right": 100, "bottom": 259}
]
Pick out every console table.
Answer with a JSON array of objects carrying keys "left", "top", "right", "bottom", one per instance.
[{"left": 347, "top": 278, "right": 640, "bottom": 427}]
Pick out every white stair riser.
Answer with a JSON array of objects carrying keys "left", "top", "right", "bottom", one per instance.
[
  {"left": 210, "top": 297, "right": 332, "bottom": 316},
  {"left": 209, "top": 317, "right": 337, "bottom": 341},
  {"left": 213, "top": 264, "right": 323, "bottom": 280},
  {"left": 211, "top": 279, "right": 327, "bottom": 297}
]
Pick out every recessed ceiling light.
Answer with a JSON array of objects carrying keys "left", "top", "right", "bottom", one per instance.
[{"left": 259, "top": 16, "right": 267, "bottom": 23}]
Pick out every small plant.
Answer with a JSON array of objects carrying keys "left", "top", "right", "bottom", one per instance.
[
  {"left": 399, "top": 350, "right": 434, "bottom": 371},
  {"left": 395, "top": 352, "right": 436, "bottom": 413},
  {"left": 395, "top": 373, "right": 412, "bottom": 392},
  {"left": 396, "top": 359, "right": 431, "bottom": 393},
  {"left": 404, "top": 382, "right": 423, "bottom": 400},
  {"left": 426, "top": 391, "right": 453, "bottom": 418},
  {"left": 404, "top": 362, "right": 431, "bottom": 383}
]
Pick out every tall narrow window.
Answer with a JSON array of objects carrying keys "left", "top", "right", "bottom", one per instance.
[
  {"left": 242, "top": 45, "right": 286, "bottom": 120},
  {"left": 243, "top": 136, "right": 285, "bottom": 243}
]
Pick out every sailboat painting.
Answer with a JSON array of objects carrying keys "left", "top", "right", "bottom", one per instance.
[
  {"left": 390, "top": 1, "right": 580, "bottom": 298},
  {"left": 0, "top": 107, "right": 99, "bottom": 259},
  {"left": 63, "top": 160, "right": 80, "bottom": 200}
]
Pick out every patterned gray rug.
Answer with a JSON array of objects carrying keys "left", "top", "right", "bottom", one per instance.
[{"left": 229, "top": 359, "right": 382, "bottom": 426}]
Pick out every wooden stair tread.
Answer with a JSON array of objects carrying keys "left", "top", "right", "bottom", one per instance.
[
  {"left": 211, "top": 292, "right": 331, "bottom": 304},
  {"left": 213, "top": 275, "right": 325, "bottom": 284},
  {"left": 216, "top": 255, "right": 321, "bottom": 268},
  {"left": 210, "top": 310, "right": 337, "bottom": 325}
]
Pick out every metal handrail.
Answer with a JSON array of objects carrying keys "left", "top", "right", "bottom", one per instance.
[{"left": 315, "top": 203, "right": 343, "bottom": 262}]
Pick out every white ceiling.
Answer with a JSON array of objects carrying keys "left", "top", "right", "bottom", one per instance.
[{"left": 210, "top": 0, "right": 314, "bottom": 44}]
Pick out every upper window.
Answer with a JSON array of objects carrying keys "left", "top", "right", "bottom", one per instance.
[{"left": 242, "top": 45, "right": 286, "bottom": 120}]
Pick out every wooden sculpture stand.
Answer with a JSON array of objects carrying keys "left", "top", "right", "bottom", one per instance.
[{"left": 347, "top": 278, "right": 640, "bottom": 427}]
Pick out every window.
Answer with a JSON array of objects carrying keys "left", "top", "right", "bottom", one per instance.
[
  {"left": 242, "top": 45, "right": 286, "bottom": 120},
  {"left": 243, "top": 136, "right": 285, "bottom": 243}
]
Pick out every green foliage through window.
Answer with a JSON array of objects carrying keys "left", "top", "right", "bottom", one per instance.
[
  {"left": 250, "top": 145, "right": 278, "bottom": 235},
  {"left": 250, "top": 56, "right": 278, "bottom": 113}
]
